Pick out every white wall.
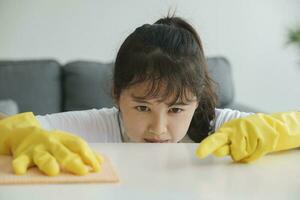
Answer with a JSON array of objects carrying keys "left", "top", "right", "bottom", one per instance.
[{"left": 0, "top": 0, "right": 300, "bottom": 112}]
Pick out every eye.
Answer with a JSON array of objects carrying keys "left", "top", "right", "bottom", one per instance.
[
  {"left": 169, "top": 108, "right": 184, "bottom": 113},
  {"left": 135, "top": 106, "right": 150, "bottom": 112}
]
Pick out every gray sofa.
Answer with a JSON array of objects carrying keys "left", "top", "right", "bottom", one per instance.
[{"left": 0, "top": 57, "right": 257, "bottom": 115}]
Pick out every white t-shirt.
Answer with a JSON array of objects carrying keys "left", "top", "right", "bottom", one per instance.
[{"left": 36, "top": 107, "right": 253, "bottom": 143}]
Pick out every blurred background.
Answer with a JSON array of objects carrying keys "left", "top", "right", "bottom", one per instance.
[{"left": 0, "top": 0, "right": 300, "bottom": 114}]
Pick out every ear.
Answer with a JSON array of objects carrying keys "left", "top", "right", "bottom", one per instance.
[
  {"left": 114, "top": 99, "right": 120, "bottom": 109},
  {"left": 111, "top": 87, "right": 119, "bottom": 108},
  {"left": 194, "top": 100, "right": 200, "bottom": 110},
  {"left": 112, "top": 95, "right": 120, "bottom": 109}
]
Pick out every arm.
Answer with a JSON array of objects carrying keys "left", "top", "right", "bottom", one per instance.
[
  {"left": 196, "top": 111, "right": 300, "bottom": 163},
  {"left": 36, "top": 108, "right": 122, "bottom": 142},
  {"left": 213, "top": 108, "right": 254, "bottom": 132}
]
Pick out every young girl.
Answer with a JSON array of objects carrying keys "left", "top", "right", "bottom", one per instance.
[
  {"left": 1, "top": 15, "right": 300, "bottom": 176},
  {"left": 35, "top": 16, "right": 252, "bottom": 144}
]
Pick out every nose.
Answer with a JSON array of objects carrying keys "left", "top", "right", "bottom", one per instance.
[{"left": 148, "top": 114, "right": 167, "bottom": 136}]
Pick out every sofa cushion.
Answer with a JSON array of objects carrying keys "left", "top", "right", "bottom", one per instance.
[
  {"left": 63, "top": 61, "right": 114, "bottom": 111},
  {"left": 0, "top": 60, "right": 62, "bottom": 115}
]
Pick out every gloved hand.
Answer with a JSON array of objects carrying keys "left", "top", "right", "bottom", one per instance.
[
  {"left": 196, "top": 112, "right": 300, "bottom": 163},
  {"left": 0, "top": 112, "right": 103, "bottom": 176}
]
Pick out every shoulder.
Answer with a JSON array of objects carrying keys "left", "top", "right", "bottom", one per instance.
[
  {"left": 36, "top": 107, "right": 118, "bottom": 124},
  {"left": 95, "top": 107, "right": 118, "bottom": 114}
]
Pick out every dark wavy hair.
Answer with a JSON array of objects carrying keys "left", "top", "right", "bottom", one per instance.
[{"left": 113, "top": 15, "right": 218, "bottom": 142}]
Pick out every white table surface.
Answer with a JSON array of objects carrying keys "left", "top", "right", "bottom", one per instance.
[{"left": 0, "top": 143, "right": 300, "bottom": 200}]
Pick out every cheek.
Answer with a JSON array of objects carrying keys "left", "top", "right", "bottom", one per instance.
[
  {"left": 121, "top": 109, "right": 148, "bottom": 139},
  {"left": 169, "top": 113, "right": 195, "bottom": 141}
]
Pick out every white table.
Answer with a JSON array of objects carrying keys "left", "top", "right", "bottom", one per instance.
[{"left": 0, "top": 143, "right": 300, "bottom": 200}]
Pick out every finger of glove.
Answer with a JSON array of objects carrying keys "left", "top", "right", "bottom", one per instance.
[
  {"left": 196, "top": 132, "right": 229, "bottom": 159},
  {"left": 50, "top": 143, "right": 89, "bottom": 175},
  {"left": 60, "top": 136, "right": 101, "bottom": 172},
  {"left": 230, "top": 136, "right": 250, "bottom": 162},
  {"left": 230, "top": 134, "right": 260, "bottom": 162},
  {"left": 12, "top": 154, "right": 31, "bottom": 175},
  {"left": 94, "top": 151, "right": 104, "bottom": 164},
  {"left": 33, "top": 148, "right": 60, "bottom": 176},
  {"left": 240, "top": 139, "right": 268, "bottom": 163},
  {"left": 213, "top": 145, "right": 230, "bottom": 157}
]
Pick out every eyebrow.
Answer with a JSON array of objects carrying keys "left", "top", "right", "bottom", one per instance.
[{"left": 130, "top": 94, "right": 193, "bottom": 106}]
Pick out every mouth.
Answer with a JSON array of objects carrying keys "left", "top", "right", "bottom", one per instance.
[{"left": 144, "top": 138, "right": 170, "bottom": 143}]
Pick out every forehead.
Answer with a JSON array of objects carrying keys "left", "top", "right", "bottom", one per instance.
[{"left": 123, "top": 81, "right": 197, "bottom": 103}]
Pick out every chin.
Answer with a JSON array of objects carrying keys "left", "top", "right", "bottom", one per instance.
[{"left": 143, "top": 138, "right": 171, "bottom": 143}]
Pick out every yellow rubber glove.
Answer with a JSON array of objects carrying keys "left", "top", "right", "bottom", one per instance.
[
  {"left": 196, "top": 111, "right": 300, "bottom": 163},
  {"left": 0, "top": 112, "right": 103, "bottom": 176}
]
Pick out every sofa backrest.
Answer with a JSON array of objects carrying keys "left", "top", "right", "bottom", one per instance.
[
  {"left": 0, "top": 60, "right": 62, "bottom": 115},
  {"left": 0, "top": 57, "right": 235, "bottom": 115},
  {"left": 207, "top": 57, "right": 234, "bottom": 107},
  {"left": 62, "top": 61, "right": 114, "bottom": 111},
  {"left": 62, "top": 56, "right": 234, "bottom": 111}
]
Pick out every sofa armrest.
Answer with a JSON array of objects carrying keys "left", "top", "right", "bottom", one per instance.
[{"left": 0, "top": 99, "right": 19, "bottom": 115}]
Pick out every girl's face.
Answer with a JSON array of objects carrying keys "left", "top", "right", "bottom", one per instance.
[{"left": 117, "top": 82, "right": 199, "bottom": 143}]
